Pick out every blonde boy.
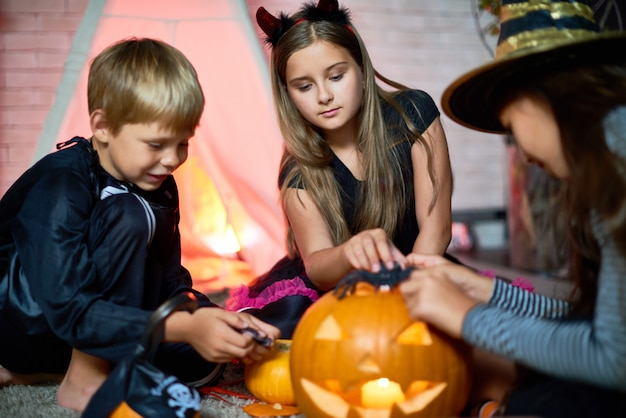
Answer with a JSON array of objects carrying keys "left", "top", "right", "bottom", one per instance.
[{"left": 0, "top": 38, "right": 279, "bottom": 411}]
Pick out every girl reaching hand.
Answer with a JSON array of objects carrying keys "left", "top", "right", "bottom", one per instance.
[
  {"left": 400, "top": 1, "right": 626, "bottom": 417},
  {"left": 227, "top": 0, "right": 454, "bottom": 338}
]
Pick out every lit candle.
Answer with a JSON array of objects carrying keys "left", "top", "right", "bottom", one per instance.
[{"left": 361, "top": 378, "right": 405, "bottom": 409}]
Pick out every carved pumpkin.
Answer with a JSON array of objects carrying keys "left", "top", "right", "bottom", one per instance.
[
  {"left": 290, "top": 282, "right": 472, "bottom": 418},
  {"left": 244, "top": 339, "right": 296, "bottom": 405}
]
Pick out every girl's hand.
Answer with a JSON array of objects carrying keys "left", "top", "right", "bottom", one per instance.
[
  {"left": 405, "top": 253, "right": 454, "bottom": 269},
  {"left": 343, "top": 228, "right": 407, "bottom": 272},
  {"left": 406, "top": 254, "right": 495, "bottom": 302},
  {"left": 399, "top": 266, "right": 481, "bottom": 338}
]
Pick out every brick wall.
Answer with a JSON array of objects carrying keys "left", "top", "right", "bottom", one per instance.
[
  {"left": 0, "top": 0, "right": 507, "bottom": 212},
  {"left": 0, "top": 0, "right": 89, "bottom": 194},
  {"left": 359, "top": 1, "right": 507, "bottom": 210}
]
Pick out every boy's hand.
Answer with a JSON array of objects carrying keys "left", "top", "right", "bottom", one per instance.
[
  {"left": 165, "top": 308, "right": 280, "bottom": 364},
  {"left": 236, "top": 312, "right": 281, "bottom": 363},
  {"left": 239, "top": 326, "right": 273, "bottom": 347}
]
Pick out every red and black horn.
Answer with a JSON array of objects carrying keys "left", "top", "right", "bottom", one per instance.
[
  {"left": 313, "top": 0, "right": 339, "bottom": 14},
  {"left": 256, "top": 0, "right": 350, "bottom": 47},
  {"left": 301, "top": 0, "right": 349, "bottom": 25},
  {"left": 256, "top": 7, "right": 297, "bottom": 47}
]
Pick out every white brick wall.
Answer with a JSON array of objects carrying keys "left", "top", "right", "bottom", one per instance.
[{"left": 0, "top": 0, "right": 89, "bottom": 194}]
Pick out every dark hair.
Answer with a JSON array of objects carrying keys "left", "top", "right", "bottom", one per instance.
[{"left": 498, "top": 64, "right": 626, "bottom": 313}]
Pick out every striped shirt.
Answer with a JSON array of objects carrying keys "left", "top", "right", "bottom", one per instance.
[{"left": 462, "top": 107, "right": 626, "bottom": 391}]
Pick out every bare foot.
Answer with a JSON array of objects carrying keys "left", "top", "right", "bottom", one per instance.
[
  {"left": 0, "top": 366, "right": 63, "bottom": 386},
  {"left": 56, "top": 350, "right": 109, "bottom": 412}
]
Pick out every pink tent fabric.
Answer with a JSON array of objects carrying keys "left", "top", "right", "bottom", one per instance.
[{"left": 50, "top": 0, "right": 286, "bottom": 292}]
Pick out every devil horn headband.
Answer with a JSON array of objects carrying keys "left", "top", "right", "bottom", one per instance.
[
  {"left": 256, "top": 7, "right": 295, "bottom": 47},
  {"left": 256, "top": 0, "right": 351, "bottom": 47}
]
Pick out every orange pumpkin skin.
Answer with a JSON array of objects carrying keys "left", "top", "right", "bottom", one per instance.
[
  {"left": 110, "top": 402, "right": 143, "bottom": 418},
  {"left": 244, "top": 339, "right": 296, "bottom": 405},
  {"left": 110, "top": 402, "right": 200, "bottom": 418},
  {"left": 290, "top": 283, "right": 473, "bottom": 418}
]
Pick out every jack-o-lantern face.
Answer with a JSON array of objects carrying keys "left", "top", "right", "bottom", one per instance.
[{"left": 290, "top": 283, "right": 472, "bottom": 418}]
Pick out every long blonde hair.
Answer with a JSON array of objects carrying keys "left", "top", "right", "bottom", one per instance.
[{"left": 271, "top": 17, "right": 439, "bottom": 258}]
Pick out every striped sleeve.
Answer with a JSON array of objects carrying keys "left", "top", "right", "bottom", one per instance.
[
  {"left": 489, "top": 279, "right": 571, "bottom": 319},
  {"left": 462, "top": 219, "right": 626, "bottom": 390}
]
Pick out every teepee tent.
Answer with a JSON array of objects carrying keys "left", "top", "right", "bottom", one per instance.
[{"left": 33, "top": 0, "right": 286, "bottom": 292}]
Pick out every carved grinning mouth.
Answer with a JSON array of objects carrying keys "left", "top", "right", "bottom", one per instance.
[
  {"left": 299, "top": 378, "right": 447, "bottom": 417},
  {"left": 297, "top": 316, "right": 452, "bottom": 416},
  {"left": 290, "top": 283, "right": 472, "bottom": 418}
]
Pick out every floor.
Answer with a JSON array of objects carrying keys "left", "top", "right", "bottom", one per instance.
[{"left": 1, "top": 246, "right": 573, "bottom": 418}]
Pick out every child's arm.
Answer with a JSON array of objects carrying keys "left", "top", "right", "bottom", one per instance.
[
  {"left": 284, "top": 187, "right": 406, "bottom": 291},
  {"left": 487, "top": 279, "right": 571, "bottom": 319},
  {"left": 401, "top": 252, "right": 626, "bottom": 391},
  {"left": 411, "top": 117, "right": 453, "bottom": 256},
  {"left": 406, "top": 254, "right": 571, "bottom": 319}
]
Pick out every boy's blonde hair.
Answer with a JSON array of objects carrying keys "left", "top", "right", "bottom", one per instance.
[{"left": 88, "top": 37, "right": 204, "bottom": 137}]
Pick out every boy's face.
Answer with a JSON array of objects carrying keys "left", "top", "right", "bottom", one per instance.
[{"left": 94, "top": 119, "right": 191, "bottom": 191}]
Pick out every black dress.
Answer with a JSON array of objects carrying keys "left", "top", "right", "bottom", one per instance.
[{"left": 226, "top": 90, "right": 441, "bottom": 338}]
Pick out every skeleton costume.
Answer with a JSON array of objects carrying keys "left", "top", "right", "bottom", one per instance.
[{"left": 0, "top": 137, "right": 223, "bottom": 385}]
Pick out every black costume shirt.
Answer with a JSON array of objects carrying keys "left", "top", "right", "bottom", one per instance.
[
  {"left": 281, "top": 89, "right": 440, "bottom": 255},
  {"left": 0, "top": 137, "right": 214, "bottom": 363}
]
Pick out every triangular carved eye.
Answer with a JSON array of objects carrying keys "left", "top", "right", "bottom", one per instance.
[
  {"left": 396, "top": 322, "right": 432, "bottom": 345},
  {"left": 290, "top": 286, "right": 472, "bottom": 418},
  {"left": 314, "top": 315, "right": 345, "bottom": 340}
]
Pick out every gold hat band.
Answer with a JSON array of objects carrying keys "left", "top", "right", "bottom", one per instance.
[
  {"left": 441, "top": 0, "right": 626, "bottom": 134},
  {"left": 496, "top": 27, "right": 601, "bottom": 58},
  {"left": 501, "top": 0, "right": 594, "bottom": 22}
]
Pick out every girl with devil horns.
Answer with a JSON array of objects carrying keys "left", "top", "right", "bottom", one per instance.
[
  {"left": 227, "top": 0, "right": 454, "bottom": 337},
  {"left": 400, "top": 0, "right": 626, "bottom": 417}
]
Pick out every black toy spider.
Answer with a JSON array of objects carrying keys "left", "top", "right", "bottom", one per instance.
[{"left": 333, "top": 264, "right": 416, "bottom": 300}]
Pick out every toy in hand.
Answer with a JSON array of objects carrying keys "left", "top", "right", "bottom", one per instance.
[{"left": 240, "top": 326, "right": 274, "bottom": 347}]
